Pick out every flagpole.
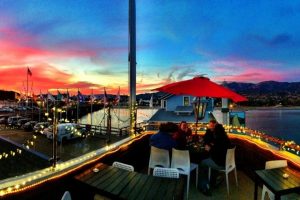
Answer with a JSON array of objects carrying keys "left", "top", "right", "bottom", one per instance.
[
  {"left": 66, "top": 89, "right": 69, "bottom": 122},
  {"left": 103, "top": 87, "right": 106, "bottom": 129},
  {"left": 26, "top": 67, "right": 29, "bottom": 117},
  {"left": 47, "top": 91, "right": 49, "bottom": 115},
  {"left": 77, "top": 89, "right": 79, "bottom": 123},
  {"left": 117, "top": 86, "right": 120, "bottom": 129},
  {"left": 31, "top": 81, "right": 34, "bottom": 119},
  {"left": 91, "top": 89, "right": 93, "bottom": 126},
  {"left": 39, "top": 90, "right": 42, "bottom": 122}
]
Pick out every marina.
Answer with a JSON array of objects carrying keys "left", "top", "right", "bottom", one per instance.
[{"left": 1, "top": 0, "right": 300, "bottom": 199}]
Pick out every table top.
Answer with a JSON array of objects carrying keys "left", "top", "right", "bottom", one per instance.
[
  {"left": 255, "top": 167, "right": 300, "bottom": 195},
  {"left": 74, "top": 163, "right": 184, "bottom": 200}
]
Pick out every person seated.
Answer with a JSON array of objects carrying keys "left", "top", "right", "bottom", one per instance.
[
  {"left": 203, "top": 119, "right": 217, "bottom": 147},
  {"left": 150, "top": 122, "right": 178, "bottom": 151},
  {"left": 173, "top": 121, "right": 192, "bottom": 149},
  {"left": 198, "top": 123, "right": 231, "bottom": 195},
  {"left": 205, "top": 123, "right": 231, "bottom": 168}
]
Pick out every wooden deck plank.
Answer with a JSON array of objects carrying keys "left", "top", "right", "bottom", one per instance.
[
  {"left": 104, "top": 169, "right": 131, "bottom": 193},
  {"left": 155, "top": 178, "right": 176, "bottom": 200},
  {"left": 88, "top": 167, "right": 118, "bottom": 186},
  {"left": 74, "top": 163, "right": 184, "bottom": 200},
  {"left": 111, "top": 172, "right": 138, "bottom": 196},
  {"left": 91, "top": 167, "right": 122, "bottom": 188},
  {"left": 142, "top": 176, "right": 162, "bottom": 200},
  {"left": 126, "top": 174, "right": 149, "bottom": 200},
  {"left": 119, "top": 172, "right": 144, "bottom": 199},
  {"left": 75, "top": 163, "right": 106, "bottom": 182},
  {"left": 132, "top": 175, "right": 155, "bottom": 200}
]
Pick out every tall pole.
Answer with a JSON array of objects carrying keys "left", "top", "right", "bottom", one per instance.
[
  {"left": 107, "top": 105, "right": 111, "bottom": 144},
  {"left": 91, "top": 89, "right": 93, "bottom": 126},
  {"left": 31, "top": 82, "right": 33, "bottom": 119},
  {"left": 47, "top": 91, "right": 49, "bottom": 115},
  {"left": 129, "top": 0, "right": 136, "bottom": 135},
  {"left": 52, "top": 106, "right": 58, "bottom": 168},
  {"left": 77, "top": 89, "right": 79, "bottom": 123},
  {"left": 26, "top": 68, "right": 29, "bottom": 117},
  {"left": 66, "top": 89, "right": 69, "bottom": 121}
]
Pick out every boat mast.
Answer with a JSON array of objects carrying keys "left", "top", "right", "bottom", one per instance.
[{"left": 129, "top": 0, "right": 136, "bottom": 134}]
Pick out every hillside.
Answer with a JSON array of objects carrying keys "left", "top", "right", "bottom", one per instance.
[{"left": 223, "top": 81, "right": 300, "bottom": 106}]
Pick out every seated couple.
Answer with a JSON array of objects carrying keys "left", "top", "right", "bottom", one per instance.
[{"left": 150, "top": 121, "right": 192, "bottom": 150}]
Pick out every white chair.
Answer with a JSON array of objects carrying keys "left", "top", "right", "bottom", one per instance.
[
  {"left": 148, "top": 146, "right": 170, "bottom": 175},
  {"left": 171, "top": 148, "right": 198, "bottom": 199},
  {"left": 208, "top": 147, "right": 238, "bottom": 195},
  {"left": 261, "top": 160, "right": 287, "bottom": 200},
  {"left": 153, "top": 167, "right": 179, "bottom": 179},
  {"left": 112, "top": 161, "right": 134, "bottom": 172},
  {"left": 61, "top": 191, "right": 71, "bottom": 200}
]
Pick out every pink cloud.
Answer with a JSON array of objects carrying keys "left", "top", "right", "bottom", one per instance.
[
  {"left": 0, "top": 27, "right": 100, "bottom": 67},
  {"left": 210, "top": 59, "right": 287, "bottom": 82}
]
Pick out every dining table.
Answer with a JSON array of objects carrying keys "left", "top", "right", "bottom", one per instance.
[
  {"left": 187, "top": 140, "right": 209, "bottom": 164},
  {"left": 74, "top": 162, "right": 184, "bottom": 200},
  {"left": 254, "top": 167, "right": 300, "bottom": 200}
]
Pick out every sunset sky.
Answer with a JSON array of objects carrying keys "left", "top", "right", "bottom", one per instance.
[{"left": 0, "top": 0, "right": 300, "bottom": 95}]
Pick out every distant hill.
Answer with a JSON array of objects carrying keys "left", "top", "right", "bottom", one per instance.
[
  {"left": 223, "top": 81, "right": 300, "bottom": 96},
  {"left": 222, "top": 81, "right": 300, "bottom": 106},
  {"left": 0, "top": 90, "right": 17, "bottom": 100}
]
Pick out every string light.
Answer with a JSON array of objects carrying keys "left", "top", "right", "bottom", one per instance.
[
  {"left": 1, "top": 118, "right": 300, "bottom": 197},
  {"left": 0, "top": 132, "right": 151, "bottom": 197}
]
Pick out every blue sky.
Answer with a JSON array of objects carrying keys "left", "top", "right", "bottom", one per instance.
[{"left": 0, "top": 0, "right": 300, "bottom": 94}]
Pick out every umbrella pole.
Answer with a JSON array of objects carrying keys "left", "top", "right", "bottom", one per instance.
[{"left": 195, "top": 97, "right": 200, "bottom": 135}]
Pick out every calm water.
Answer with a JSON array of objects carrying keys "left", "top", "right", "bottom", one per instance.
[
  {"left": 81, "top": 108, "right": 300, "bottom": 144},
  {"left": 246, "top": 109, "right": 300, "bottom": 143}
]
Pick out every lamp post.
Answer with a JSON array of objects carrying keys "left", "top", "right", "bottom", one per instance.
[
  {"left": 51, "top": 106, "right": 58, "bottom": 168},
  {"left": 193, "top": 97, "right": 207, "bottom": 135},
  {"left": 36, "top": 100, "right": 41, "bottom": 122}
]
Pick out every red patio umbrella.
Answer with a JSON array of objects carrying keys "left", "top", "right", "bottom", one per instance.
[
  {"left": 154, "top": 76, "right": 247, "bottom": 102},
  {"left": 153, "top": 76, "right": 247, "bottom": 133}
]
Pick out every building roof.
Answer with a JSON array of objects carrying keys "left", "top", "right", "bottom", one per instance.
[
  {"left": 174, "top": 106, "right": 194, "bottom": 115},
  {"left": 148, "top": 108, "right": 213, "bottom": 123}
]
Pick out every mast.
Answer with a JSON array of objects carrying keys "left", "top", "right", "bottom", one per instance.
[
  {"left": 91, "top": 89, "right": 93, "bottom": 126},
  {"left": 129, "top": 0, "right": 136, "bottom": 135}
]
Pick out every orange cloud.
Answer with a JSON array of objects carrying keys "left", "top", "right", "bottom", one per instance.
[
  {"left": 0, "top": 64, "right": 106, "bottom": 94},
  {"left": 213, "top": 67, "right": 285, "bottom": 83}
]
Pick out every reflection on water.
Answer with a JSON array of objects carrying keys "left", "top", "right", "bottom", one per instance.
[
  {"left": 246, "top": 109, "right": 300, "bottom": 143},
  {"left": 212, "top": 109, "right": 300, "bottom": 144},
  {"left": 80, "top": 108, "right": 158, "bottom": 128}
]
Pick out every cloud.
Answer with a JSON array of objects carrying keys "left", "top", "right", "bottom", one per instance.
[
  {"left": 176, "top": 67, "right": 196, "bottom": 80},
  {"left": 67, "top": 82, "right": 100, "bottom": 90},
  {"left": 213, "top": 68, "right": 285, "bottom": 83},
  {"left": 0, "top": 64, "right": 105, "bottom": 94},
  {"left": 250, "top": 33, "right": 292, "bottom": 47},
  {"left": 210, "top": 59, "right": 287, "bottom": 82}
]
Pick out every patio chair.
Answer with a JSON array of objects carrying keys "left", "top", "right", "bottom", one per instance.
[
  {"left": 112, "top": 161, "right": 134, "bottom": 172},
  {"left": 171, "top": 148, "right": 198, "bottom": 199},
  {"left": 61, "top": 191, "right": 71, "bottom": 200},
  {"left": 153, "top": 167, "right": 179, "bottom": 179},
  {"left": 148, "top": 146, "right": 170, "bottom": 175},
  {"left": 208, "top": 147, "right": 238, "bottom": 195}
]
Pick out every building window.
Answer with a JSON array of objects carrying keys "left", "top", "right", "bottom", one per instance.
[
  {"left": 161, "top": 100, "right": 166, "bottom": 108},
  {"left": 183, "top": 96, "right": 190, "bottom": 106}
]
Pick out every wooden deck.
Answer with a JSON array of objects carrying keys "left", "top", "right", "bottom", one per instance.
[
  {"left": 3, "top": 133, "right": 300, "bottom": 200},
  {"left": 189, "top": 169, "right": 262, "bottom": 200}
]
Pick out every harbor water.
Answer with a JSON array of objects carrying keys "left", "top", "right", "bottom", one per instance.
[{"left": 80, "top": 107, "right": 300, "bottom": 144}]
